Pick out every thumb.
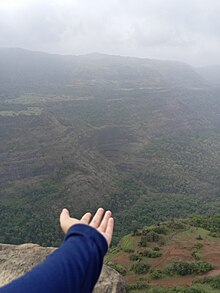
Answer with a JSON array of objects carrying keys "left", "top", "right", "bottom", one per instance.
[
  {"left": 60, "top": 208, "right": 70, "bottom": 224},
  {"left": 59, "top": 208, "right": 79, "bottom": 234}
]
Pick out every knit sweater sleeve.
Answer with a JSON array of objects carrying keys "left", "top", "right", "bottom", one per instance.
[{"left": 1, "top": 224, "right": 108, "bottom": 293}]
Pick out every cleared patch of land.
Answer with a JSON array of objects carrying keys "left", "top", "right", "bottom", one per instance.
[{"left": 107, "top": 217, "right": 220, "bottom": 292}]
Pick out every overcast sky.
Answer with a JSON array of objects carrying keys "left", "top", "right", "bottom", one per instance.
[{"left": 0, "top": 0, "right": 219, "bottom": 66}]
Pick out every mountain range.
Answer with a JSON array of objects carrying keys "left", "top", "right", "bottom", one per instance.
[{"left": 0, "top": 48, "right": 219, "bottom": 246}]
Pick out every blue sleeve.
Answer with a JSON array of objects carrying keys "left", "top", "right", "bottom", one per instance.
[{"left": 0, "top": 224, "right": 108, "bottom": 293}]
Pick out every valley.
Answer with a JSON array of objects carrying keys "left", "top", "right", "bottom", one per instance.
[{"left": 0, "top": 49, "right": 220, "bottom": 248}]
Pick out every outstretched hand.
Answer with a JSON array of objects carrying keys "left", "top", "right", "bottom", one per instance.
[{"left": 60, "top": 208, "right": 114, "bottom": 247}]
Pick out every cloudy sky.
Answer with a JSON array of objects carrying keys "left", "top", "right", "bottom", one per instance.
[{"left": 0, "top": 0, "right": 219, "bottom": 66}]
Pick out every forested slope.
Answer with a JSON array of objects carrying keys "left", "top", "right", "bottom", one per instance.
[{"left": 0, "top": 49, "right": 219, "bottom": 246}]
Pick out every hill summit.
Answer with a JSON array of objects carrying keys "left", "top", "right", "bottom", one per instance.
[{"left": 107, "top": 215, "right": 220, "bottom": 292}]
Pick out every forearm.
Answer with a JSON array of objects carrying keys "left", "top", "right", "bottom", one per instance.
[{"left": 1, "top": 224, "right": 108, "bottom": 293}]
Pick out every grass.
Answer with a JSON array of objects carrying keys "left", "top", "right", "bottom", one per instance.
[
  {"left": 105, "top": 246, "right": 122, "bottom": 262},
  {"left": 170, "top": 228, "right": 207, "bottom": 241},
  {"left": 169, "top": 227, "right": 220, "bottom": 244},
  {"left": 121, "top": 234, "right": 135, "bottom": 251}
]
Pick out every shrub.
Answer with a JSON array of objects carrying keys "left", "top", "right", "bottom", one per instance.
[
  {"left": 194, "top": 243, "right": 203, "bottom": 250},
  {"left": 142, "top": 231, "right": 161, "bottom": 242},
  {"left": 154, "top": 226, "right": 168, "bottom": 235},
  {"left": 209, "top": 232, "right": 220, "bottom": 238},
  {"left": 129, "top": 252, "right": 142, "bottom": 261},
  {"left": 150, "top": 269, "right": 164, "bottom": 279},
  {"left": 192, "top": 243, "right": 203, "bottom": 260},
  {"left": 143, "top": 249, "right": 162, "bottom": 258},
  {"left": 132, "top": 230, "right": 142, "bottom": 236},
  {"left": 191, "top": 251, "right": 200, "bottom": 260},
  {"left": 138, "top": 236, "right": 147, "bottom": 247},
  {"left": 167, "top": 221, "right": 187, "bottom": 230},
  {"left": 130, "top": 262, "right": 151, "bottom": 274},
  {"left": 146, "top": 231, "right": 161, "bottom": 242},
  {"left": 143, "top": 225, "right": 168, "bottom": 235},
  {"left": 166, "top": 261, "right": 213, "bottom": 276},
  {"left": 195, "top": 261, "right": 213, "bottom": 273},
  {"left": 153, "top": 246, "right": 161, "bottom": 251}
]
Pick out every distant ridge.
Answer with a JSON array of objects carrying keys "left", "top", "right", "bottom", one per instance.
[
  {"left": 0, "top": 47, "right": 208, "bottom": 95},
  {"left": 196, "top": 65, "right": 220, "bottom": 85}
]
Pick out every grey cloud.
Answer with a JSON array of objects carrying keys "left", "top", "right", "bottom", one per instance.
[{"left": 0, "top": 0, "right": 219, "bottom": 65}]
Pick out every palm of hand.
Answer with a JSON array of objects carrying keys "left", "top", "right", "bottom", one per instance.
[{"left": 60, "top": 208, "right": 114, "bottom": 247}]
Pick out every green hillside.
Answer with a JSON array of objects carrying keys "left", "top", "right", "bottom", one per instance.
[
  {"left": 0, "top": 49, "right": 220, "bottom": 246},
  {"left": 106, "top": 216, "right": 220, "bottom": 292}
]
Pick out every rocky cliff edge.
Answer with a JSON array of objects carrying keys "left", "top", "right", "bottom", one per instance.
[{"left": 0, "top": 243, "right": 126, "bottom": 293}]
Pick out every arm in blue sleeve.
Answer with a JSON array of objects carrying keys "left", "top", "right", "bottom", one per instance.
[{"left": 1, "top": 224, "right": 108, "bottom": 293}]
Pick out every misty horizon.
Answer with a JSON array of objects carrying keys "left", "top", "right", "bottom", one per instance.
[
  {"left": 1, "top": 46, "right": 220, "bottom": 69},
  {"left": 0, "top": 0, "right": 220, "bottom": 67}
]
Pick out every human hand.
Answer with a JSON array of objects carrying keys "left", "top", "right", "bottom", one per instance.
[{"left": 60, "top": 208, "right": 114, "bottom": 247}]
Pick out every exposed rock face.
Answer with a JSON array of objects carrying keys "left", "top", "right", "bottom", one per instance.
[
  {"left": 0, "top": 243, "right": 55, "bottom": 286},
  {"left": 94, "top": 265, "right": 126, "bottom": 293},
  {"left": 0, "top": 243, "right": 126, "bottom": 293}
]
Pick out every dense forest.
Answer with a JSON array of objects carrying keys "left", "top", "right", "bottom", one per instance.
[{"left": 0, "top": 48, "right": 220, "bottom": 246}]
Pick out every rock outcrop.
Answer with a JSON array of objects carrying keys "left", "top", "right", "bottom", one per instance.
[{"left": 0, "top": 243, "right": 126, "bottom": 292}]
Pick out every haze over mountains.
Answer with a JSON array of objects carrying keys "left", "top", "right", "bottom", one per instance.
[
  {"left": 0, "top": 48, "right": 220, "bottom": 246},
  {"left": 197, "top": 65, "right": 220, "bottom": 86},
  {"left": 0, "top": 48, "right": 213, "bottom": 94}
]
